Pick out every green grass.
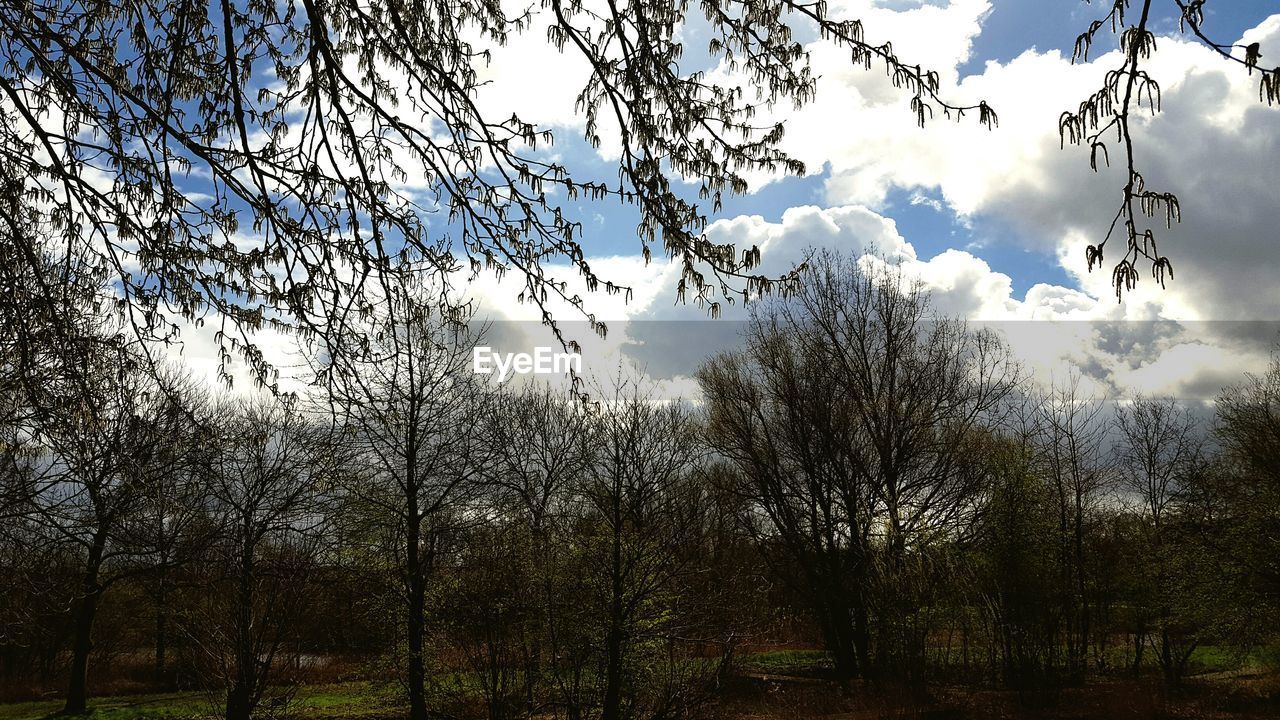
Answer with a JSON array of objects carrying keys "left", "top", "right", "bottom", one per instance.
[
  {"left": 0, "top": 691, "right": 210, "bottom": 720},
  {"left": 738, "top": 649, "right": 833, "bottom": 675},
  {"left": 0, "top": 682, "right": 402, "bottom": 720},
  {"left": 1185, "top": 645, "right": 1280, "bottom": 675},
  {"left": 289, "top": 682, "right": 403, "bottom": 717},
  {"left": 736, "top": 644, "right": 1280, "bottom": 678}
]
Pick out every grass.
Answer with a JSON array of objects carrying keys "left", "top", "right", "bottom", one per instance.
[
  {"left": 0, "top": 690, "right": 210, "bottom": 720},
  {"left": 5, "top": 647, "right": 1277, "bottom": 719},
  {"left": 1186, "top": 644, "right": 1280, "bottom": 675},
  {"left": 738, "top": 648, "right": 832, "bottom": 675},
  {"left": 0, "top": 682, "right": 402, "bottom": 720}
]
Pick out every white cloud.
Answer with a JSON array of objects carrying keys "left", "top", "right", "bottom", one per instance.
[
  {"left": 774, "top": 5, "right": 1280, "bottom": 321},
  {"left": 616, "top": 202, "right": 1276, "bottom": 402},
  {"left": 471, "top": 5, "right": 595, "bottom": 132},
  {"left": 638, "top": 203, "right": 1084, "bottom": 323}
]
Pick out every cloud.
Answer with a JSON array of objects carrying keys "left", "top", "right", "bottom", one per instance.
[
  {"left": 471, "top": 5, "right": 595, "bottom": 132},
  {"left": 778, "top": 5, "right": 1280, "bottom": 320},
  {"left": 622, "top": 204, "right": 1052, "bottom": 378},
  {"left": 616, "top": 202, "right": 1279, "bottom": 402},
  {"left": 636, "top": 203, "right": 1109, "bottom": 323}
]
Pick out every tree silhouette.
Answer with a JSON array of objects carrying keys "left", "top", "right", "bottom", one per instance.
[{"left": 1061, "top": 0, "right": 1278, "bottom": 300}]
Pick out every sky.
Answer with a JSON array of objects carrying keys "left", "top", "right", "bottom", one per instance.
[{"left": 178, "top": 0, "right": 1280, "bottom": 403}]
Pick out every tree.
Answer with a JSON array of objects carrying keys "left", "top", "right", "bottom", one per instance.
[
  {"left": 1212, "top": 351, "right": 1280, "bottom": 617},
  {"left": 200, "top": 397, "right": 332, "bottom": 720},
  {"left": 698, "top": 301, "right": 874, "bottom": 683},
  {"left": 973, "top": 427, "right": 1062, "bottom": 693},
  {"left": 576, "top": 379, "right": 705, "bottom": 720},
  {"left": 1216, "top": 352, "right": 1280, "bottom": 499},
  {"left": 0, "top": 163, "right": 117, "bottom": 414},
  {"left": 26, "top": 352, "right": 203, "bottom": 714},
  {"left": 1034, "top": 377, "right": 1111, "bottom": 681},
  {"left": 137, "top": 385, "right": 218, "bottom": 686},
  {"left": 1112, "top": 395, "right": 1205, "bottom": 684},
  {"left": 475, "top": 383, "right": 593, "bottom": 717},
  {"left": 1115, "top": 396, "right": 1201, "bottom": 532},
  {"left": 322, "top": 288, "right": 492, "bottom": 720},
  {"left": 699, "top": 249, "right": 1018, "bottom": 682},
  {"left": 0, "top": 380, "right": 37, "bottom": 527}
]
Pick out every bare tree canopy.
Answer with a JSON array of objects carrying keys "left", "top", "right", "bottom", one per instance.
[
  {"left": 699, "top": 249, "right": 1018, "bottom": 681},
  {"left": 0, "top": 0, "right": 996, "bottom": 390}
]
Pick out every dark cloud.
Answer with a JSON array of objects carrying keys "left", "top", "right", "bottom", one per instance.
[{"left": 619, "top": 320, "right": 749, "bottom": 380}]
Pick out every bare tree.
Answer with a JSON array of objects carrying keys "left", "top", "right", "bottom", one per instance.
[
  {"left": 200, "top": 397, "right": 333, "bottom": 720},
  {"left": 699, "top": 313, "right": 874, "bottom": 682},
  {"left": 138, "top": 384, "right": 219, "bottom": 685},
  {"left": 1113, "top": 396, "right": 1204, "bottom": 684},
  {"left": 26, "top": 353, "right": 204, "bottom": 714},
  {"left": 1212, "top": 351, "right": 1280, "bottom": 619},
  {"left": 479, "top": 383, "right": 592, "bottom": 716},
  {"left": 578, "top": 380, "right": 704, "bottom": 720},
  {"left": 1035, "top": 377, "right": 1111, "bottom": 680},
  {"left": 1115, "top": 396, "right": 1201, "bottom": 530},
  {"left": 321, "top": 288, "right": 492, "bottom": 720},
  {"left": 700, "top": 249, "right": 1017, "bottom": 681},
  {"left": 486, "top": 384, "right": 592, "bottom": 540}
]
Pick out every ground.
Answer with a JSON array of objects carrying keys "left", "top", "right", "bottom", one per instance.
[{"left": 2, "top": 649, "right": 1278, "bottom": 719}]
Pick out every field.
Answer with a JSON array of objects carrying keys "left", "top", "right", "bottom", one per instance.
[{"left": 4, "top": 649, "right": 1279, "bottom": 720}]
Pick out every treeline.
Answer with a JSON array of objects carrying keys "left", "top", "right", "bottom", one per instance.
[
  {"left": 2, "top": 252, "right": 1278, "bottom": 719},
  {"left": 698, "top": 252, "right": 1277, "bottom": 692}
]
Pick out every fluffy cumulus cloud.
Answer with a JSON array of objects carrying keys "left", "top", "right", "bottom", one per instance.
[
  {"left": 596, "top": 2, "right": 1280, "bottom": 398},
  {"left": 620, "top": 203, "right": 1278, "bottom": 400},
  {"left": 773, "top": 3, "right": 1280, "bottom": 322},
  {"left": 618, "top": 205, "right": 1027, "bottom": 381},
  {"left": 644, "top": 203, "right": 1120, "bottom": 319}
]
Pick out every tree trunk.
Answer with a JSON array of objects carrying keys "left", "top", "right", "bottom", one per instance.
[
  {"left": 853, "top": 600, "right": 871, "bottom": 677},
  {"left": 826, "top": 601, "right": 858, "bottom": 684},
  {"left": 226, "top": 534, "right": 257, "bottom": 720},
  {"left": 1132, "top": 623, "right": 1146, "bottom": 675},
  {"left": 64, "top": 588, "right": 102, "bottom": 714},
  {"left": 601, "top": 525, "right": 625, "bottom": 720},
  {"left": 225, "top": 682, "right": 252, "bottom": 720},
  {"left": 154, "top": 573, "right": 168, "bottom": 683},
  {"left": 64, "top": 536, "right": 106, "bottom": 715},
  {"left": 407, "top": 504, "right": 429, "bottom": 720},
  {"left": 1072, "top": 489, "right": 1089, "bottom": 682}
]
